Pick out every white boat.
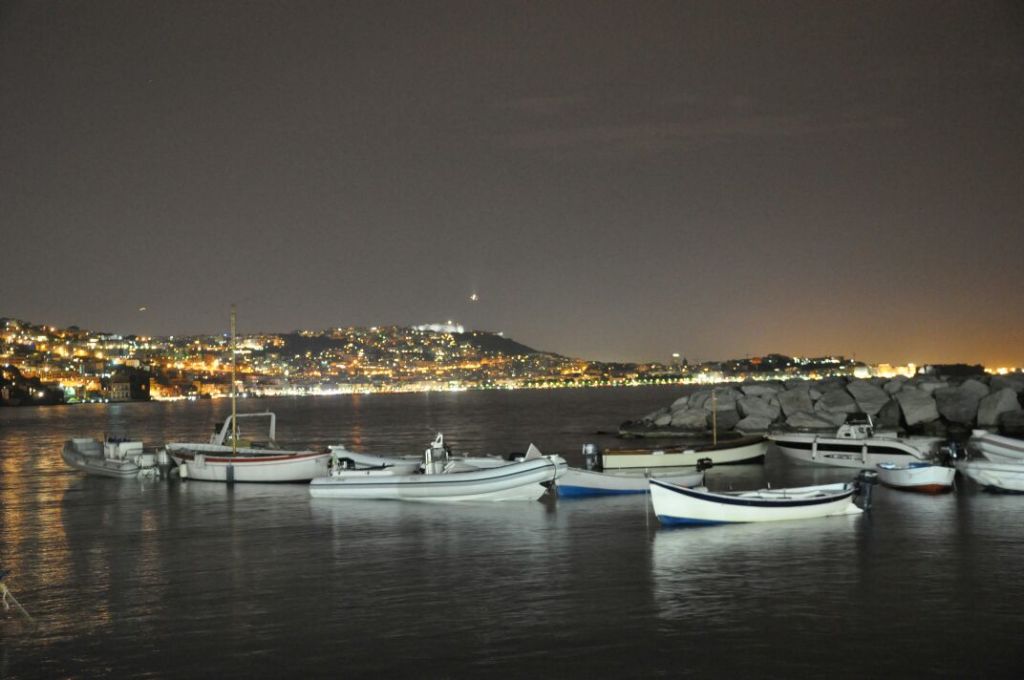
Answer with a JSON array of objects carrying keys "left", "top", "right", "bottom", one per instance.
[
  {"left": 957, "top": 460, "right": 1024, "bottom": 493},
  {"left": 165, "top": 308, "right": 330, "bottom": 483},
  {"left": 309, "top": 443, "right": 566, "bottom": 501},
  {"left": 649, "top": 478, "right": 863, "bottom": 526},
  {"left": 328, "top": 433, "right": 509, "bottom": 473},
  {"left": 770, "top": 418, "right": 943, "bottom": 469},
  {"left": 61, "top": 437, "right": 167, "bottom": 479},
  {"left": 166, "top": 413, "right": 331, "bottom": 483},
  {"left": 876, "top": 461, "right": 955, "bottom": 493},
  {"left": 597, "top": 435, "right": 767, "bottom": 470},
  {"left": 969, "top": 430, "right": 1024, "bottom": 464},
  {"left": 557, "top": 467, "right": 704, "bottom": 497}
]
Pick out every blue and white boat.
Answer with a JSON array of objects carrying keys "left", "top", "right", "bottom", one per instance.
[
  {"left": 649, "top": 478, "right": 863, "bottom": 526},
  {"left": 557, "top": 467, "right": 703, "bottom": 498}
]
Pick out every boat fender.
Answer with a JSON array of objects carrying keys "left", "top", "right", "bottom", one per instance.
[{"left": 581, "top": 443, "right": 601, "bottom": 471}]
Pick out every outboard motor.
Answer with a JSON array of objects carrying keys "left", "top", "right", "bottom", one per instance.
[
  {"left": 938, "top": 440, "right": 964, "bottom": 466},
  {"left": 581, "top": 443, "right": 601, "bottom": 471},
  {"left": 855, "top": 469, "right": 879, "bottom": 510}
]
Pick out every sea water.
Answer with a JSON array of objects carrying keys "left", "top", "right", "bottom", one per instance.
[{"left": 1, "top": 387, "right": 1022, "bottom": 678}]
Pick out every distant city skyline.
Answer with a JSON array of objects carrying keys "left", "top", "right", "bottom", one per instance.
[{"left": 2, "top": 1, "right": 1022, "bottom": 365}]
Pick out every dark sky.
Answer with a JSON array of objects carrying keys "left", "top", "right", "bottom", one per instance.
[{"left": 2, "top": 1, "right": 1022, "bottom": 365}]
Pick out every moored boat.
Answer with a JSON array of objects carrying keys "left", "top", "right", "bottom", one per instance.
[
  {"left": 969, "top": 430, "right": 1024, "bottom": 464},
  {"left": 649, "top": 477, "right": 866, "bottom": 526},
  {"left": 957, "top": 460, "right": 1024, "bottom": 493},
  {"left": 310, "top": 444, "right": 566, "bottom": 501},
  {"left": 557, "top": 466, "right": 704, "bottom": 497},
  {"left": 61, "top": 437, "right": 167, "bottom": 479},
  {"left": 770, "top": 418, "right": 943, "bottom": 469},
  {"left": 597, "top": 435, "right": 767, "bottom": 470},
  {"left": 328, "top": 433, "right": 508, "bottom": 473},
  {"left": 876, "top": 461, "right": 955, "bottom": 493}
]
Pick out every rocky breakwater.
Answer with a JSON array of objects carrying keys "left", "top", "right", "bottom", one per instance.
[{"left": 621, "top": 374, "right": 1024, "bottom": 438}]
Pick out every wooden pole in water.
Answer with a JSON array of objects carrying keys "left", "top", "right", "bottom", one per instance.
[
  {"left": 230, "top": 304, "right": 237, "bottom": 457},
  {"left": 711, "top": 387, "right": 718, "bottom": 446}
]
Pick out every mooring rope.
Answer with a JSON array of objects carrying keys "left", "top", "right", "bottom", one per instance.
[{"left": 0, "top": 576, "right": 36, "bottom": 626}]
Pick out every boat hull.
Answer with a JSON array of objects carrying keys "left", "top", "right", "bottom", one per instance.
[
  {"left": 876, "top": 463, "right": 955, "bottom": 493},
  {"left": 600, "top": 437, "right": 766, "bottom": 470},
  {"left": 309, "top": 456, "right": 566, "bottom": 502},
  {"left": 557, "top": 467, "right": 703, "bottom": 497},
  {"left": 170, "top": 450, "right": 331, "bottom": 483},
  {"left": 970, "top": 431, "right": 1024, "bottom": 464},
  {"left": 957, "top": 460, "right": 1024, "bottom": 493},
  {"left": 771, "top": 435, "right": 934, "bottom": 469},
  {"left": 650, "top": 479, "right": 861, "bottom": 525}
]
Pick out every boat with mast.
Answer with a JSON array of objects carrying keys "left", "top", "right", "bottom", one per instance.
[{"left": 165, "top": 305, "right": 331, "bottom": 483}]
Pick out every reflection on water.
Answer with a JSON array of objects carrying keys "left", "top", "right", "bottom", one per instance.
[{"left": 3, "top": 389, "right": 1024, "bottom": 678}]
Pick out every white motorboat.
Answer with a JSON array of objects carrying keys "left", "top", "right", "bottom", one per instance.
[
  {"left": 876, "top": 461, "right": 955, "bottom": 493},
  {"left": 328, "top": 433, "right": 508, "bottom": 473},
  {"left": 649, "top": 477, "right": 866, "bottom": 526},
  {"left": 597, "top": 435, "right": 767, "bottom": 470},
  {"left": 61, "top": 437, "right": 167, "bottom": 479},
  {"left": 969, "top": 430, "right": 1024, "bottom": 464},
  {"left": 957, "top": 460, "right": 1024, "bottom": 493},
  {"left": 309, "top": 443, "right": 566, "bottom": 501},
  {"left": 557, "top": 467, "right": 704, "bottom": 497},
  {"left": 769, "top": 418, "right": 943, "bottom": 469}
]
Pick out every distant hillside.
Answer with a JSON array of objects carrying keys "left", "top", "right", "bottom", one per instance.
[
  {"left": 454, "top": 332, "right": 541, "bottom": 356},
  {"left": 272, "top": 329, "right": 542, "bottom": 358}
]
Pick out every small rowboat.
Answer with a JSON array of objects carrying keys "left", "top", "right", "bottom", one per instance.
[
  {"left": 649, "top": 478, "right": 864, "bottom": 526},
  {"left": 557, "top": 467, "right": 704, "bottom": 497},
  {"left": 598, "top": 435, "right": 767, "bottom": 470},
  {"left": 876, "top": 461, "right": 955, "bottom": 493},
  {"left": 957, "top": 460, "right": 1024, "bottom": 493},
  {"left": 969, "top": 430, "right": 1024, "bottom": 464}
]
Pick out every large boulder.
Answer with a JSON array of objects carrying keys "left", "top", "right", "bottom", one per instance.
[
  {"left": 741, "top": 383, "right": 783, "bottom": 398},
  {"left": 737, "top": 395, "right": 781, "bottom": 421},
  {"left": 778, "top": 387, "right": 814, "bottom": 417},
  {"left": 786, "top": 411, "right": 840, "bottom": 430},
  {"left": 934, "top": 386, "right": 982, "bottom": 425},
  {"left": 999, "top": 410, "right": 1024, "bottom": 436},
  {"left": 653, "top": 412, "right": 673, "bottom": 427},
  {"left": 735, "top": 415, "right": 773, "bottom": 434},
  {"left": 991, "top": 375, "right": 1024, "bottom": 393},
  {"left": 914, "top": 380, "right": 948, "bottom": 395},
  {"left": 960, "top": 378, "right": 990, "bottom": 400},
  {"left": 669, "top": 408, "right": 709, "bottom": 431},
  {"left": 816, "top": 378, "right": 849, "bottom": 393},
  {"left": 816, "top": 388, "right": 859, "bottom": 415},
  {"left": 669, "top": 396, "right": 690, "bottom": 411},
  {"left": 689, "top": 388, "right": 741, "bottom": 412},
  {"left": 895, "top": 388, "right": 940, "bottom": 426},
  {"left": 846, "top": 380, "right": 889, "bottom": 415},
  {"left": 709, "top": 406, "right": 741, "bottom": 432},
  {"left": 642, "top": 406, "right": 669, "bottom": 423},
  {"left": 876, "top": 399, "right": 902, "bottom": 428},
  {"left": 884, "top": 376, "right": 908, "bottom": 395},
  {"left": 977, "top": 388, "right": 1022, "bottom": 427},
  {"left": 811, "top": 402, "right": 849, "bottom": 426}
]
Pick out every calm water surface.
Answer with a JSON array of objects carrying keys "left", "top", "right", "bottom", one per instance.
[{"left": 1, "top": 387, "right": 1022, "bottom": 678}]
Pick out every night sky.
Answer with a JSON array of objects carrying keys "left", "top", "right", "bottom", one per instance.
[{"left": 2, "top": 1, "right": 1022, "bottom": 365}]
